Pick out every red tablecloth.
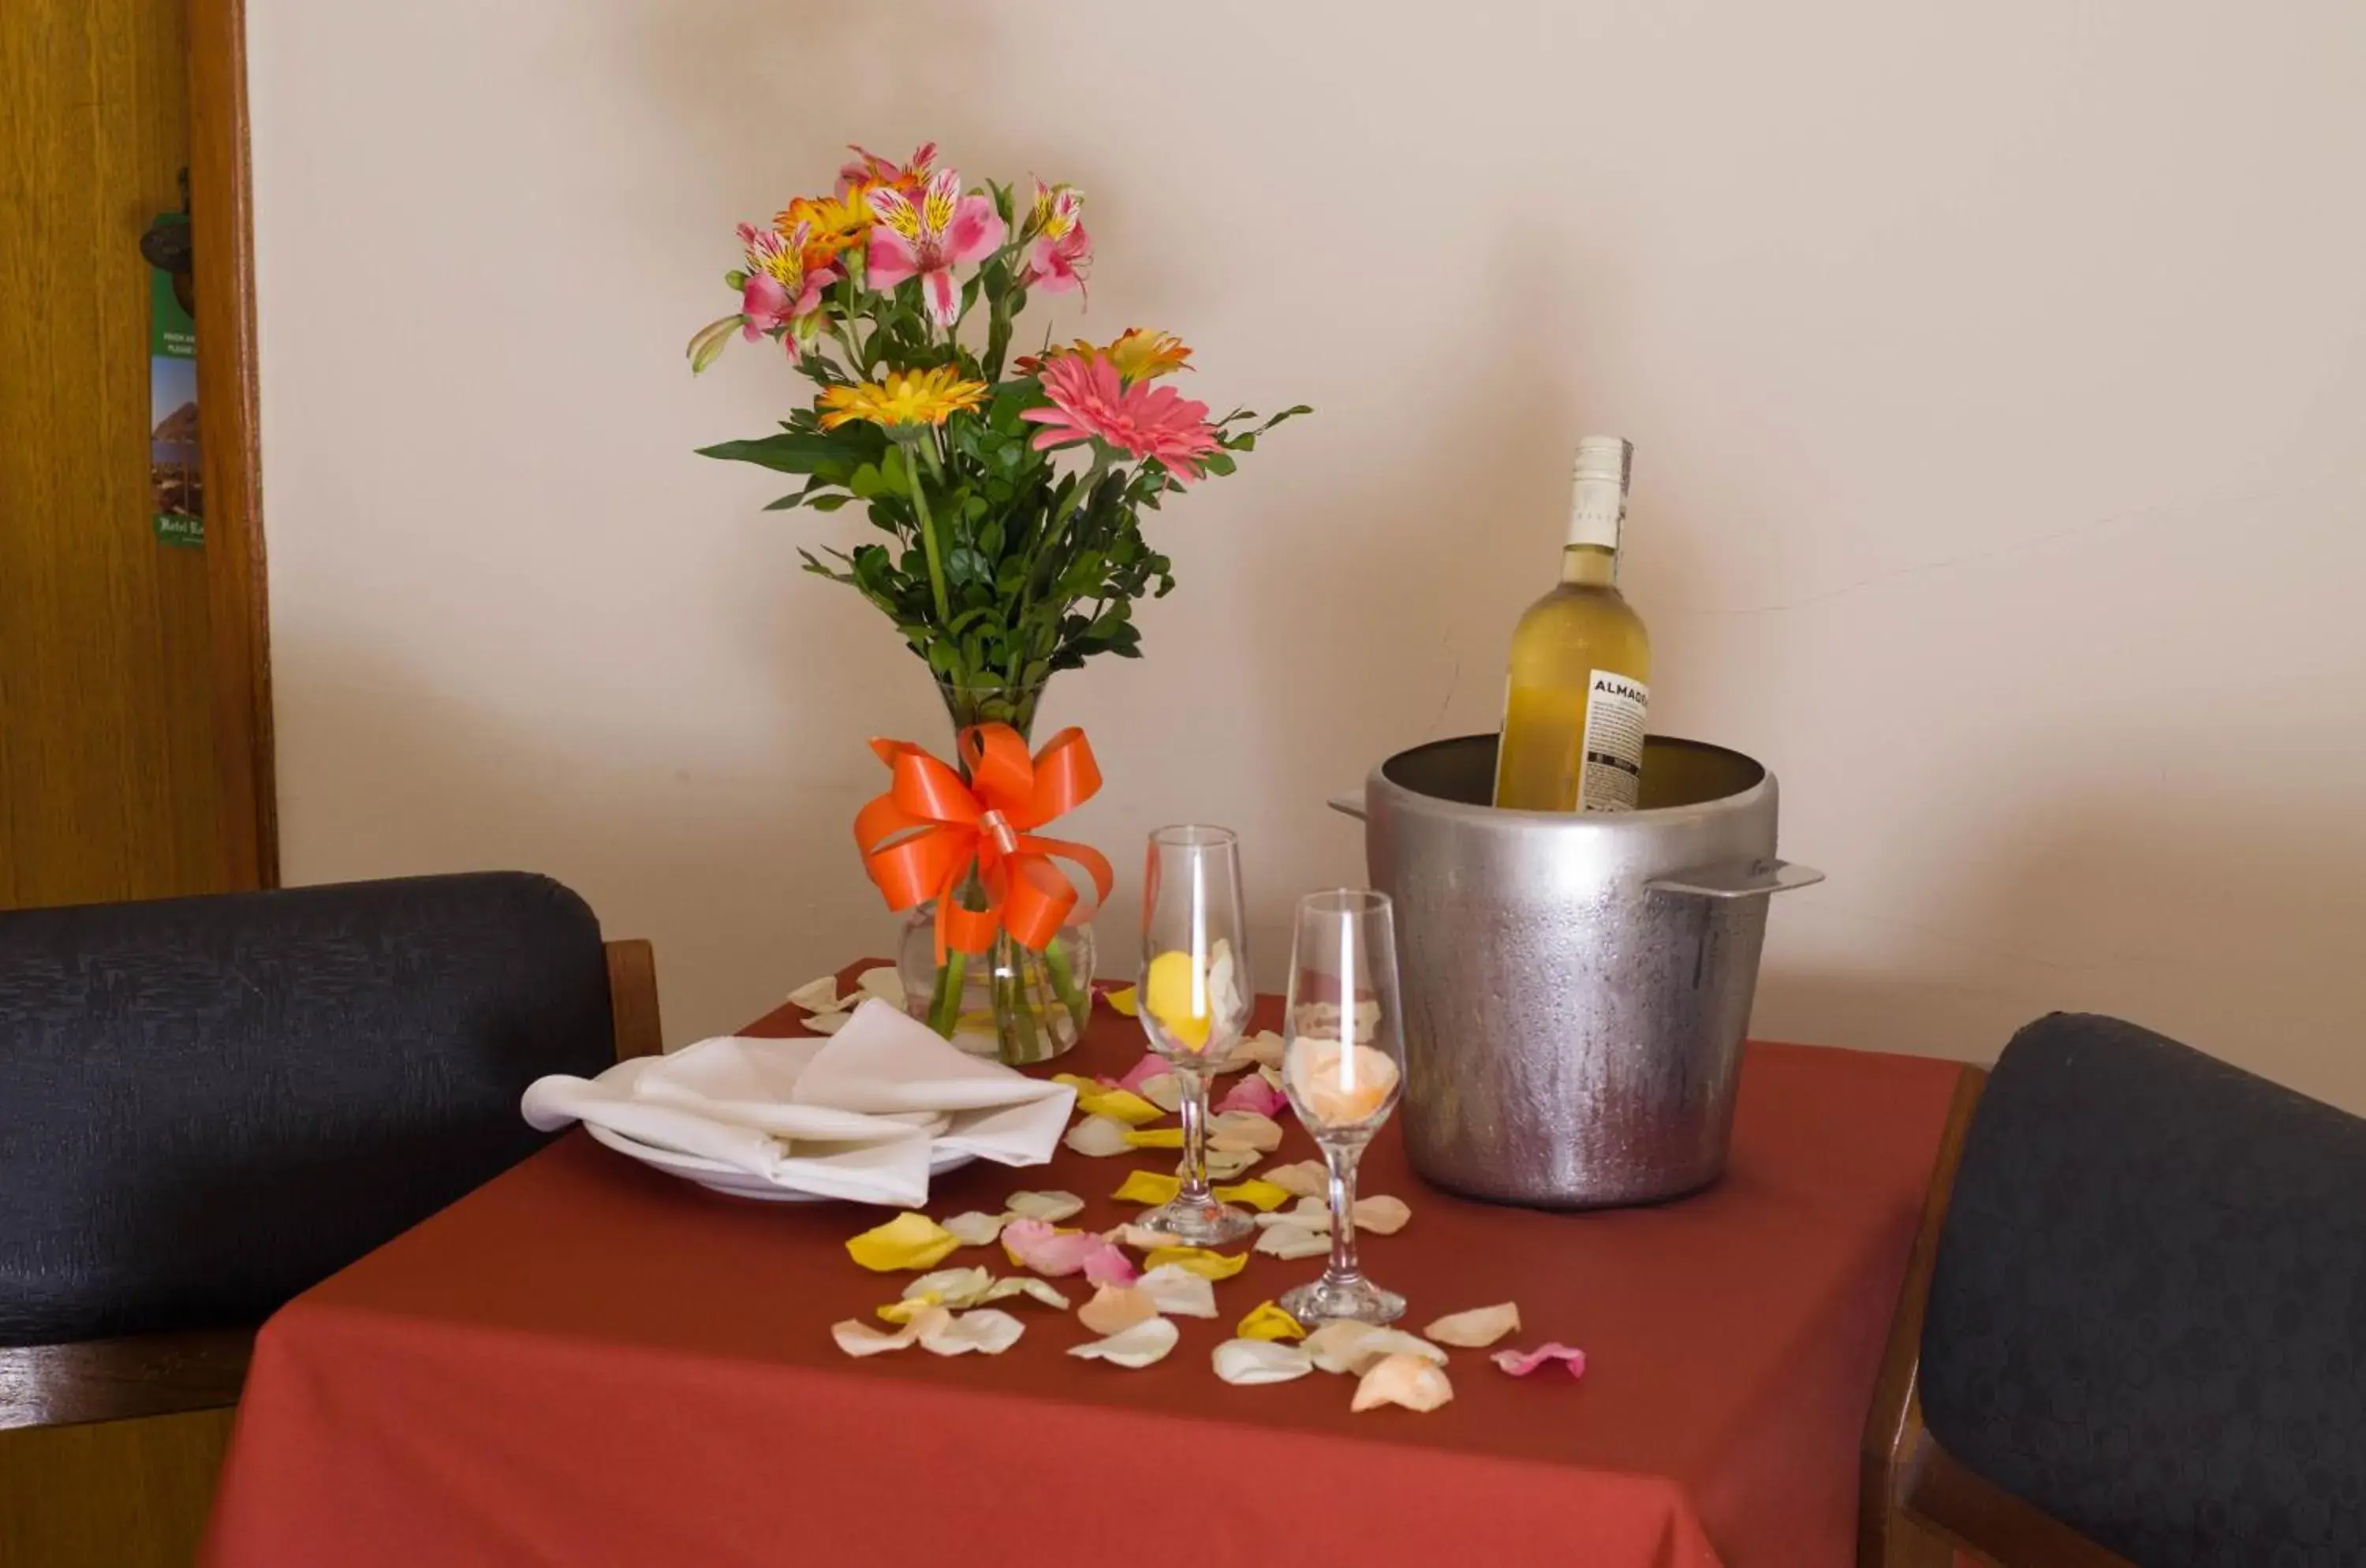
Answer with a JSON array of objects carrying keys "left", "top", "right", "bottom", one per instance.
[{"left": 203, "top": 991, "right": 1963, "bottom": 1568}]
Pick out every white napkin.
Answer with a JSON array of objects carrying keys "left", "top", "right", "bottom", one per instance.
[{"left": 521, "top": 999, "right": 1075, "bottom": 1204}]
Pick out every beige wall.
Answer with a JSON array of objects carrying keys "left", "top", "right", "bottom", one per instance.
[{"left": 249, "top": 2, "right": 2366, "bottom": 1107}]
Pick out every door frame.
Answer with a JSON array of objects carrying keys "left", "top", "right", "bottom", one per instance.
[{"left": 188, "top": 0, "right": 277, "bottom": 887}]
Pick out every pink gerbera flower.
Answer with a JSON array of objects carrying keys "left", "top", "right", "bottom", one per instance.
[
  {"left": 1021, "top": 353, "right": 1223, "bottom": 480},
  {"left": 865, "top": 168, "right": 1004, "bottom": 327}
]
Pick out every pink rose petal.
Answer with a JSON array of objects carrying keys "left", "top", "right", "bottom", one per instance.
[
  {"left": 1215, "top": 1074, "right": 1289, "bottom": 1120},
  {"left": 1110, "top": 1053, "right": 1169, "bottom": 1096},
  {"left": 1492, "top": 1342, "right": 1587, "bottom": 1378},
  {"left": 1004, "top": 1219, "right": 1140, "bottom": 1284}
]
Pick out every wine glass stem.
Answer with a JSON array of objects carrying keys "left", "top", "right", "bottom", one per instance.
[
  {"left": 1177, "top": 1065, "right": 1211, "bottom": 1202},
  {"left": 1323, "top": 1138, "right": 1364, "bottom": 1284}
]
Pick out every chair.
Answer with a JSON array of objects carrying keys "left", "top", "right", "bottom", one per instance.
[
  {"left": 0, "top": 872, "right": 662, "bottom": 1568},
  {"left": 1860, "top": 1014, "right": 2366, "bottom": 1567}
]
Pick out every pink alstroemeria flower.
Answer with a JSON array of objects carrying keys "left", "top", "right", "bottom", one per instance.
[
  {"left": 1021, "top": 179, "right": 1090, "bottom": 294},
  {"left": 737, "top": 220, "right": 837, "bottom": 353},
  {"left": 864, "top": 168, "right": 1004, "bottom": 327},
  {"left": 1022, "top": 352, "right": 1223, "bottom": 480}
]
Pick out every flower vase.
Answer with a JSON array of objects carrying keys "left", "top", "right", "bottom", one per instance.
[{"left": 895, "top": 678, "right": 1096, "bottom": 1066}]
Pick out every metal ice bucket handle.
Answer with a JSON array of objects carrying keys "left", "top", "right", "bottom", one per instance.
[
  {"left": 1327, "top": 792, "right": 1819, "bottom": 900},
  {"left": 1644, "top": 860, "right": 1824, "bottom": 899}
]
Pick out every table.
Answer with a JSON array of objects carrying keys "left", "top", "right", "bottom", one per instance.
[{"left": 201, "top": 985, "right": 1965, "bottom": 1568}]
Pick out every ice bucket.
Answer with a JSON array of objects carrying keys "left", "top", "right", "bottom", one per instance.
[{"left": 1330, "top": 734, "right": 1821, "bottom": 1208}]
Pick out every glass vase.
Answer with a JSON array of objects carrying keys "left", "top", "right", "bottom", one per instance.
[{"left": 895, "top": 676, "right": 1096, "bottom": 1066}]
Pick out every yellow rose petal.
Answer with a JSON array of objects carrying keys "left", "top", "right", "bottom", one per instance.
[
  {"left": 1213, "top": 1178, "right": 1292, "bottom": 1212},
  {"left": 1144, "top": 950, "right": 1213, "bottom": 1047},
  {"left": 1104, "top": 984, "right": 1140, "bottom": 1017},
  {"left": 1237, "top": 1301, "right": 1307, "bottom": 1342},
  {"left": 1114, "top": 1170, "right": 1181, "bottom": 1206},
  {"left": 1144, "top": 1245, "right": 1249, "bottom": 1280},
  {"left": 845, "top": 1211, "right": 961, "bottom": 1272},
  {"left": 1055, "top": 1076, "right": 1166, "bottom": 1126},
  {"left": 1124, "top": 1126, "right": 1185, "bottom": 1149}
]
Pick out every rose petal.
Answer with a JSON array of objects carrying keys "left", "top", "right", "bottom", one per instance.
[
  {"left": 1001, "top": 1218, "right": 1099, "bottom": 1276},
  {"left": 1215, "top": 1075, "right": 1290, "bottom": 1120},
  {"left": 1355, "top": 1195, "right": 1413, "bottom": 1236},
  {"left": 1142, "top": 1246, "right": 1248, "bottom": 1280},
  {"left": 1104, "top": 1222, "right": 1183, "bottom": 1252},
  {"left": 902, "top": 1266, "right": 995, "bottom": 1306},
  {"left": 854, "top": 966, "right": 905, "bottom": 1009},
  {"left": 1493, "top": 1342, "right": 1588, "bottom": 1378},
  {"left": 1193, "top": 1148, "right": 1264, "bottom": 1182},
  {"left": 788, "top": 975, "right": 846, "bottom": 1012},
  {"left": 1207, "top": 1110, "right": 1285, "bottom": 1153},
  {"left": 1003, "top": 1190, "right": 1086, "bottom": 1223},
  {"left": 1303, "top": 1322, "right": 1447, "bottom": 1376},
  {"left": 1077, "top": 1283, "right": 1159, "bottom": 1338},
  {"left": 1137, "top": 1074, "right": 1184, "bottom": 1114},
  {"left": 1103, "top": 984, "right": 1140, "bottom": 1017},
  {"left": 1239, "top": 1030, "right": 1286, "bottom": 1070},
  {"left": 1289, "top": 1042, "right": 1403, "bottom": 1128},
  {"left": 1134, "top": 1264, "right": 1220, "bottom": 1318},
  {"left": 1425, "top": 1303, "right": 1521, "bottom": 1349},
  {"left": 1080, "top": 1243, "right": 1140, "bottom": 1286},
  {"left": 1236, "top": 1301, "right": 1308, "bottom": 1342},
  {"left": 1263, "top": 1160, "right": 1328, "bottom": 1198},
  {"left": 919, "top": 1308, "right": 1025, "bottom": 1357},
  {"left": 1054, "top": 1076, "right": 1164, "bottom": 1126},
  {"left": 1064, "top": 1114, "right": 1134, "bottom": 1157},
  {"left": 1252, "top": 1223, "right": 1330, "bottom": 1260},
  {"left": 804, "top": 1010, "right": 850, "bottom": 1035},
  {"left": 1353, "top": 1353, "right": 1454, "bottom": 1413},
  {"left": 1069, "top": 1315, "right": 1180, "bottom": 1368},
  {"left": 940, "top": 1211, "right": 1008, "bottom": 1247},
  {"left": 977, "top": 1276, "right": 1072, "bottom": 1311},
  {"left": 1212, "top": 1178, "right": 1292, "bottom": 1213},
  {"left": 845, "top": 1212, "right": 961, "bottom": 1272},
  {"left": 1257, "top": 1196, "right": 1333, "bottom": 1230},
  {"left": 1113, "top": 1053, "right": 1168, "bottom": 1094},
  {"left": 1114, "top": 1170, "right": 1181, "bottom": 1206},
  {"left": 1123, "top": 1126, "right": 1184, "bottom": 1149},
  {"left": 1213, "top": 1338, "right": 1315, "bottom": 1385},
  {"left": 832, "top": 1304, "right": 950, "bottom": 1357}
]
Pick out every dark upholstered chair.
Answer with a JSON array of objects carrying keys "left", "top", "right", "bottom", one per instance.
[
  {"left": 0, "top": 872, "right": 662, "bottom": 1568},
  {"left": 1860, "top": 1014, "right": 2366, "bottom": 1568}
]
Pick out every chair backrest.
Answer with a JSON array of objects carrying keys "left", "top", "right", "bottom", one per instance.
[
  {"left": 0, "top": 872, "right": 618, "bottom": 1346},
  {"left": 1920, "top": 1013, "right": 2366, "bottom": 1566}
]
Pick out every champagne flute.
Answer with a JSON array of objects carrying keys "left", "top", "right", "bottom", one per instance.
[
  {"left": 1136, "top": 824, "right": 1256, "bottom": 1246},
  {"left": 1277, "top": 888, "right": 1407, "bottom": 1326}
]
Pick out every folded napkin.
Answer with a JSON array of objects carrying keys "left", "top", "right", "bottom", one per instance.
[{"left": 521, "top": 999, "right": 1075, "bottom": 1205}]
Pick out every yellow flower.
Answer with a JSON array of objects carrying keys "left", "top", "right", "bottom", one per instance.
[
  {"left": 778, "top": 192, "right": 872, "bottom": 263},
  {"left": 816, "top": 366, "right": 989, "bottom": 431},
  {"left": 1103, "top": 328, "right": 1192, "bottom": 383}
]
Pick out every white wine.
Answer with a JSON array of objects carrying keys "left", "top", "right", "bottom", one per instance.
[{"left": 1492, "top": 436, "right": 1651, "bottom": 812}]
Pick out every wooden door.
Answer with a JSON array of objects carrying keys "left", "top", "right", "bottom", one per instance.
[{"left": 0, "top": 0, "right": 271, "bottom": 909}]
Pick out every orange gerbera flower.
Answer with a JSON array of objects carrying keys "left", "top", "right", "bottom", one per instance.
[
  {"left": 1019, "top": 329, "right": 1193, "bottom": 385},
  {"left": 774, "top": 144, "right": 939, "bottom": 266}
]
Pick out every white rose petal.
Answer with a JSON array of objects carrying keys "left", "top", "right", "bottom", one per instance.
[
  {"left": 1355, "top": 1195, "right": 1413, "bottom": 1235},
  {"left": 1253, "top": 1223, "right": 1331, "bottom": 1260},
  {"left": 919, "top": 1308, "right": 1025, "bottom": 1357},
  {"left": 1137, "top": 1073, "right": 1185, "bottom": 1114},
  {"left": 1192, "top": 1148, "right": 1264, "bottom": 1182},
  {"left": 940, "top": 1211, "right": 1008, "bottom": 1248},
  {"left": 1424, "top": 1303, "right": 1521, "bottom": 1349},
  {"left": 1068, "top": 1315, "right": 1181, "bottom": 1368},
  {"left": 1063, "top": 1114, "right": 1134, "bottom": 1157},
  {"left": 804, "top": 1010, "right": 851, "bottom": 1035},
  {"left": 1302, "top": 1322, "right": 1448, "bottom": 1376},
  {"left": 978, "top": 1276, "right": 1070, "bottom": 1311},
  {"left": 856, "top": 966, "right": 907, "bottom": 1009},
  {"left": 1263, "top": 1160, "right": 1328, "bottom": 1199},
  {"left": 903, "top": 1266, "right": 995, "bottom": 1305},
  {"left": 1213, "top": 1338, "right": 1315, "bottom": 1386},
  {"left": 1207, "top": 1110, "right": 1284, "bottom": 1153},
  {"left": 789, "top": 975, "right": 847, "bottom": 1013},
  {"left": 830, "top": 1304, "right": 949, "bottom": 1358},
  {"left": 1003, "top": 1190, "right": 1086, "bottom": 1223},
  {"left": 1135, "top": 1264, "right": 1220, "bottom": 1319},
  {"left": 1353, "top": 1353, "right": 1454, "bottom": 1413}
]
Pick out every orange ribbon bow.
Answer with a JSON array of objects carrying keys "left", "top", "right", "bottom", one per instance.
[{"left": 856, "top": 723, "right": 1116, "bottom": 961}]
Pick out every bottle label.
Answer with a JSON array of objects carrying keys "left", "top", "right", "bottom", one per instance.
[{"left": 1577, "top": 670, "right": 1649, "bottom": 812}]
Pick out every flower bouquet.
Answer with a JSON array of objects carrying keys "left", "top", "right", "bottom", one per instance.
[{"left": 689, "top": 143, "right": 1306, "bottom": 1063}]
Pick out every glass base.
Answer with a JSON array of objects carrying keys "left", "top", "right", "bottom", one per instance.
[
  {"left": 1279, "top": 1273, "right": 1405, "bottom": 1327},
  {"left": 1140, "top": 1193, "right": 1255, "bottom": 1247}
]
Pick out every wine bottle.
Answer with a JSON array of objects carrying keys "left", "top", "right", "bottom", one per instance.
[{"left": 1491, "top": 435, "right": 1651, "bottom": 812}]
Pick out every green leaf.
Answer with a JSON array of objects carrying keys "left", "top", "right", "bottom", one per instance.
[
  {"left": 763, "top": 492, "right": 806, "bottom": 511},
  {"left": 808, "top": 494, "right": 853, "bottom": 512},
  {"left": 946, "top": 546, "right": 991, "bottom": 588},
  {"left": 725, "top": 269, "right": 748, "bottom": 290},
  {"left": 696, "top": 432, "right": 855, "bottom": 474},
  {"left": 1201, "top": 452, "right": 1237, "bottom": 476},
  {"left": 849, "top": 463, "right": 886, "bottom": 499}
]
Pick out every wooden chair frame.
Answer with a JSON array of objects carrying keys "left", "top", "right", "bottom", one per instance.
[
  {"left": 0, "top": 939, "right": 659, "bottom": 1565},
  {"left": 1857, "top": 1065, "right": 2136, "bottom": 1568}
]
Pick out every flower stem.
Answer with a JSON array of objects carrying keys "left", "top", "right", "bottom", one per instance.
[
  {"left": 901, "top": 433, "right": 954, "bottom": 629},
  {"left": 927, "top": 950, "right": 966, "bottom": 1037},
  {"left": 1042, "top": 935, "right": 1089, "bottom": 1034}
]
